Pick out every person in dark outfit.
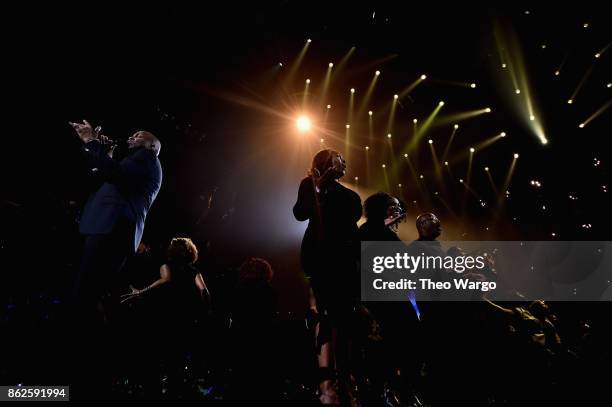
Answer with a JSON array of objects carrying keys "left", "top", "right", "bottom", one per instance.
[
  {"left": 70, "top": 120, "right": 162, "bottom": 305},
  {"left": 69, "top": 119, "right": 162, "bottom": 399},
  {"left": 358, "top": 192, "right": 405, "bottom": 242},
  {"left": 121, "top": 237, "right": 210, "bottom": 399},
  {"left": 293, "top": 149, "right": 362, "bottom": 405}
]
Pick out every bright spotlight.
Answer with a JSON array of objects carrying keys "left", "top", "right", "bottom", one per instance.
[
  {"left": 404, "top": 153, "right": 408, "bottom": 158},
  {"left": 529, "top": 115, "right": 535, "bottom": 121},
  {"left": 515, "top": 89, "right": 521, "bottom": 94},
  {"left": 382, "top": 164, "right": 386, "bottom": 168},
  {"left": 439, "top": 101, "right": 445, "bottom": 106},
  {"left": 428, "top": 139, "right": 433, "bottom": 144},
  {"left": 413, "top": 118, "right": 418, "bottom": 124},
  {"left": 328, "top": 62, "right": 334, "bottom": 68},
  {"left": 306, "top": 79, "right": 310, "bottom": 84},
  {"left": 541, "top": 138, "right": 548, "bottom": 145},
  {"left": 346, "top": 124, "right": 350, "bottom": 129},
  {"left": 567, "top": 99, "right": 573, "bottom": 104},
  {"left": 500, "top": 132, "right": 506, "bottom": 137},
  {"left": 420, "top": 74, "right": 427, "bottom": 80},
  {"left": 485, "top": 108, "right": 492, "bottom": 113},
  {"left": 296, "top": 116, "right": 311, "bottom": 132},
  {"left": 579, "top": 123, "right": 585, "bottom": 128},
  {"left": 368, "top": 110, "right": 373, "bottom": 116},
  {"left": 387, "top": 133, "right": 392, "bottom": 138},
  {"left": 514, "top": 153, "right": 519, "bottom": 159},
  {"left": 327, "top": 104, "right": 331, "bottom": 109},
  {"left": 502, "top": 63, "right": 507, "bottom": 69},
  {"left": 595, "top": 53, "right": 600, "bottom": 58},
  {"left": 394, "top": 94, "right": 399, "bottom": 99},
  {"left": 554, "top": 71, "right": 560, "bottom": 76},
  {"left": 583, "top": 23, "right": 589, "bottom": 28},
  {"left": 398, "top": 184, "right": 402, "bottom": 187},
  {"left": 365, "top": 146, "right": 370, "bottom": 150},
  {"left": 470, "top": 83, "right": 476, "bottom": 88},
  {"left": 484, "top": 167, "right": 489, "bottom": 171},
  {"left": 454, "top": 124, "right": 459, "bottom": 129},
  {"left": 354, "top": 176, "right": 359, "bottom": 181},
  {"left": 307, "top": 39, "right": 312, "bottom": 43},
  {"left": 420, "top": 175, "right": 424, "bottom": 179},
  {"left": 350, "top": 88, "right": 355, "bottom": 93},
  {"left": 470, "top": 147, "right": 475, "bottom": 153},
  {"left": 607, "top": 83, "right": 612, "bottom": 88},
  {"left": 459, "top": 178, "right": 464, "bottom": 183},
  {"left": 375, "top": 70, "right": 381, "bottom": 76},
  {"left": 278, "top": 62, "right": 283, "bottom": 67},
  {"left": 444, "top": 161, "right": 449, "bottom": 166}
]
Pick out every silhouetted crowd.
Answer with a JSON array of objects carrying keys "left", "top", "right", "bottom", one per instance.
[{"left": 1, "top": 140, "right": 610, "bottom": 406}]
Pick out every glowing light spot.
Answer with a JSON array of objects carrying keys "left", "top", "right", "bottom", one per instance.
[{"left": 296, "top": 116, "right": 311, "bottom": 132}]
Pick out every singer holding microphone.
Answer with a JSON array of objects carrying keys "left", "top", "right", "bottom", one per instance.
[
  {"left": 69, "top": 120, "right": 162, "bottom": 311},
  {"left": 293, "top": 149, "right": 362, "bottom": 405},
  {"left": 67, "top": 120, "right": 162, "bottom": 399}
]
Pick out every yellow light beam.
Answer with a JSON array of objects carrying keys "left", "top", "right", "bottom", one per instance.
[
  {"left": 498, "top": 154, "right": 519, "bottom": 208},
  {"left": 365, "top": 147, "right": 371, "bottom": 187},
  {"left": 485, "top": 167, "right": 498, "bottom": 196},
  {"left": 428, "top": 139, "right": 442, "bottom": 181},
  {"left": 348, "top": 88, "right": 355, "bottom": 125},
  {"left": 357, "top": 71, "right": 380, "bottom": 119},
  {"left": 460, "top": 149, "right": 475, "bottom": 215},
  {"left": 404, "top": 101, "right": 445, "bottom": 155},
  {"left": 568, "top": 65, "right": 594, "bottom": 103},
  {"left": 398, "top": 75, "right": 426, "bottom": 99},
  {"left": 331, "top": 47, "right": 356, "bottom": 81},
  {"left": 386, "top": 94, "right": 399, "bottom": 134},
  {"left": 433, "top": 108, "right": 491, "bottom": 128},
  {"left": 441, "top": 124, "right": 459, "bottom": 162},
  {"left": 472, "top": 132, "right": 507, "bottom": 151},
  {"left": 284, "top": 39, "right": 312, "bottom": 88},
  {"left": 382, "top": 164, "right": 390, "bottom": 192},
  {"left": 302, "top": 78, "right": 310, "bottom": 108},
  {"left": 495, "top": 21, "right": 548, "bottom": 145},
  {"left": 578, "top": 100, "right": 612, "bottom": 128},
  {"left": 345, "top": 124, "right": 351, "bottom": 168},
  {"left": 368, "top": 110, "right": 374, "bottom": 147},
  {"left": 319, "top": 63, "right": 334, "bottom": 110}
]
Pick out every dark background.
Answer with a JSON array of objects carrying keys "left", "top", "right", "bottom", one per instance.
[{"left": 2, "top": 2, "right": 611, "bottom": 310}]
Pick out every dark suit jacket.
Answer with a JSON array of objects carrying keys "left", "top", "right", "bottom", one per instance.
[{"left": 79, "top": 140, "right": 163, "bottom": 251}]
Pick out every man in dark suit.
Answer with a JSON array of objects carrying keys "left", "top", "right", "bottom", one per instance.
[
  {"left": 68, "top": 120, "right": 162, "bottom": 399},
  {"left": 70, "top": 120, "right": 162, "bottom": 303}
]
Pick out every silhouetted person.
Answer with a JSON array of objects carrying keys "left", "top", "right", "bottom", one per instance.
[
  {"left": 69, "top": 120, "right": 162, "bottom": 399},
  {"left": 359, "top": 193, "right": 419, "bottom": 402},
  {"left": 70, "top": 120, "right": 162, "bottom": 306},
  {"left": 359, "top": 192, "right": 405, "bottom": 241},
  {"left": 293, "top": 149, "right": 361, "bottom": 405},
  {"left": 228, "top": 258, "right": 278, "bottom": 404},
  {"left": 121, "top": 237, "right": 210, "bottom": 399},
  {"left": 415, "top": 212, "right": 441, "bottom": 241}
]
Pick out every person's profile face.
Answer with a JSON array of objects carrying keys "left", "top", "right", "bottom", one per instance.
[
  {"left": 330, "top": 152, "right": 346, "bottom": 177},
  {"left": 127, "top": 131, "right": 146, "bottom": 149},
  {"left": 386, "top": 198, "right": 401, "bottom": 218}
]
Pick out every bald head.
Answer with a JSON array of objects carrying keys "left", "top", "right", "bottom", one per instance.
[
  {"left": 127, "top": 131, "right": 161, "bottom": 156},
  {"left": 416, "top": 212, "right": 441, "bottom": 240}
]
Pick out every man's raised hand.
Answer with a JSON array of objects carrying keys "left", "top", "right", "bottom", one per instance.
[{"left": 69, "top": 119, "right": 98, "bottom": 143}]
